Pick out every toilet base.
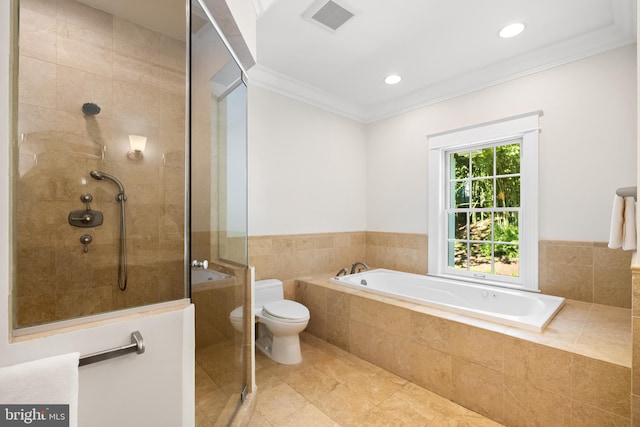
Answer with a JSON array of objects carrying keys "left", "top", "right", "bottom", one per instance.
[{"left": 256, "top": 324, "right": 302, "bottom": 365}]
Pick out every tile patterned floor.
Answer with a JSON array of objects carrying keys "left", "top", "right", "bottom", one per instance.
[
  {"left": 247, "top": 333, "right": 504, "bottom": 426},
  {"left": 196, "top": 340, "right": 244, "bottom": 426}
]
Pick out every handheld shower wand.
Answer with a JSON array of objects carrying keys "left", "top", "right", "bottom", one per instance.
[
  {"left": 90, "top": 170, "right": 126, "bottom": 201},
  {"left": 90, "top": 170, "right": 128, "bottom": 291}
]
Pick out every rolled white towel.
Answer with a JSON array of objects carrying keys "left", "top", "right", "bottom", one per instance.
[
  {"left": 608, "top": 195, "right": 624, "bottom": 249},
  {"left": 623, "top": 196, "right": 637, "bottom": 250}
]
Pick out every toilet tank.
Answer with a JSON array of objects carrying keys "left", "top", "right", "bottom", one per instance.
[{"left": 255, "top": 279, "right": 284, "bottom": 308}]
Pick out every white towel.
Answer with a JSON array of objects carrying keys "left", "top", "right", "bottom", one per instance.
[
  {"left": 608, "top": 195, "right": 624, "bottom": 249},
  {"left": 0, "top": 352, "right": 79, "bottom": 427},
  {"left": 623, "top": 196, "right": 637, "bottom": 250},
  {"left": 609, "top": 194, "right": 637, "bottom": 250}
]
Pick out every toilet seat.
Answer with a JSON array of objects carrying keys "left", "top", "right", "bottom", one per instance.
[{"left": 262, "top": 300, "right": 309, "bottom": 322}]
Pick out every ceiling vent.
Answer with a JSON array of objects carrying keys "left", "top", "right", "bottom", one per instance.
[{"left": 302, "top": 0, "right": 357, "bottom": 33}]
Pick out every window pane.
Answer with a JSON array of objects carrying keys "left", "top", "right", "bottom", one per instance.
[
  {"left": 448, "top": 212, "right": 468, "bottom": 239},
  {"left": 450, "top": 181, "right": 469, "bottom": 208},
  {"left": 496, "top": 177, "right": 520, "bottom": 207},
  {"left": 471, "top": 147, "right": 493, "bottom": 178},
  {"left": 448, "top": 241, "right": 468, "bottom": 270},
  {"left": 451, "top": 152, "right": 469, "bottom": 180},
  {"left": 444, "top": 140, "right": 524, "bottom": 284},
  {"left": 495, "top": 244, "right": 519, "bottom": 277},
  {"left": 470, "top": 243, "right": 492, "bottom": 273},
  {"left": 471, "top": 179, "right": 493, "bottom": 208},
  {"left": 434, "top": 114, "right": 537, "bottom": 290},
  {"left": 495, "top": 211, "right": 519, "bottom": 243},
  {"left": 470, "top": 211, "right": 492, "bottom": 241},
  {"left": 496, "top": 142, "right": 520, "bottom": 175}
]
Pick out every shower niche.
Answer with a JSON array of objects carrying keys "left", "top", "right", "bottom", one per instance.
[{"left": 13, "top": 0, "right": 189, "bottom": 328}]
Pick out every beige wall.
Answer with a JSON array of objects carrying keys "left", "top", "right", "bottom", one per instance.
[
  {"left": 250, "top": 232, "right": 632, "bottom": 308},
  {"left": 15, "top": 0, "right": 186, "bottom": 327}
]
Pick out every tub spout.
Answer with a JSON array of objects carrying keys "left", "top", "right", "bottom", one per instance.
[
  {"left": 336, "top": 267, "right": 349, "bottom": 277},
  {"left": 350, "top": 261, "right": 369, "bottom": 274}
]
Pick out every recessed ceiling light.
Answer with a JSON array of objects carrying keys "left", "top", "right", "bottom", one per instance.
[
  {"left": 499, "top": 22, "right": 525, "bottom": 38},
  {"left": 385, "top": 74, "right": 402, "bottom": 85}
]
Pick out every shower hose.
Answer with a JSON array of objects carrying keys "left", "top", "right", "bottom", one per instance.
[{"left": 116, "top": 191, "right": 128, "bottom": 291}]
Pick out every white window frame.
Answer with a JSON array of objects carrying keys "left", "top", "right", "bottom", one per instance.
[{"left": 427, "top": 111, "right": 541, "bottom": 292}]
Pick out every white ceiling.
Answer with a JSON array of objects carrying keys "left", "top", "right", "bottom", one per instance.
[
  {"left": 250, "top": 0, "right": 637, "bottom": 122},
  {"left": 74, "top": 0, "right": 636, "bottom": 123}
]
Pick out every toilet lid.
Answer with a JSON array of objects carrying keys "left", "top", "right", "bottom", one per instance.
[{"left": 262, "top": 300, "right": 309, "bottom": 320}]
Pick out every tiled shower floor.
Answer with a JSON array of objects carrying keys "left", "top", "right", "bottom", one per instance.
[
  {"left": 195, "top": 340, "right": 244, "bottom": 426},
  {"left": 247, "top": 333, "right": 502, "bottom": 426}
]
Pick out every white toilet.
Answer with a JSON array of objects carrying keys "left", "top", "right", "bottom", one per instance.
[{"left": 229, "top": 279, "right": 310, "bottom": 364}]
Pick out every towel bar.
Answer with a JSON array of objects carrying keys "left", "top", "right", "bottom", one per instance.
[
  {"left": 616, "top": 186, "right": 637, "bottom": 200},
  {"left": 79, "top": 331, "right": 145, "bottom": 367}
]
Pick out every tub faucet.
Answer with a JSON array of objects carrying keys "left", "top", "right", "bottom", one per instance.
[
  {"left": 336, "top": 267, "right": 349, "bottom": 277},
  {"left": 350, "top": 261, "right": 369, "bottom": 274}
]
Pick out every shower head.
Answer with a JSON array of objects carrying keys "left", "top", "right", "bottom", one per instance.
[
  {"left": 90, "top": 170, "right": 126, "bottom": 200},
  {"left": 89, "top": 170, "right": 106, "bottom": 181},
  {"left": 82, "top": 102, "right": 101, "bottom": 116}
]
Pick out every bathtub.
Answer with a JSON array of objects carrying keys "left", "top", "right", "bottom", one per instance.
[
  {"left": 191, "top": 269, "right": 233, "bottom": 292},
  {"left": 330, "top": 269, "right": 565, "bottom": 332}
]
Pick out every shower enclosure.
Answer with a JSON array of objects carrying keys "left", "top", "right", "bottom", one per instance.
[
  {"left": 12, "top": 0, "right": 251, "bottom": 424},
  {"left": 13, "top": 0, "right": 191, "bottom": 327}
]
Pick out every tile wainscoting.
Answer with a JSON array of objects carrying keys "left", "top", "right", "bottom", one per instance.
[
  {"left": 249, "top": 232, "right": 632, "bottom": 308},
  {"left": 539, "top": 240, "right": 632, "bottom": 308}
]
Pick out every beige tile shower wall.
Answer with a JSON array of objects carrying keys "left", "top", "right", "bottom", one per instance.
[
  {"left": 297, "top": 279, "right": 632, "bottom": 426},
  {"left": 16, "top": 0, "right": 186, "bottom": 327},
  {"left": 191, "top": 231, "right": 212, "bottom": 263},
  {"left": 250, "top": 231, "right": 632, "bottom": 308}
]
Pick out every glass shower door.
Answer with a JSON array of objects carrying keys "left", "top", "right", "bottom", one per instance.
[{"left": 190, "top": 1, "right": 249, "bottom": 424}]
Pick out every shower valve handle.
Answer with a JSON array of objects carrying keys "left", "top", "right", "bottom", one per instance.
[
  {"left": 68, "top": 209, "right": 103, "bottom": 228},
  {"left": 71, "top": 214, "right": 93, "bottom": 223}
]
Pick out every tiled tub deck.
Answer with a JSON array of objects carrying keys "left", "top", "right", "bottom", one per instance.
[{"left": 295, "top": 275, "right": 632, "bottom": 426}]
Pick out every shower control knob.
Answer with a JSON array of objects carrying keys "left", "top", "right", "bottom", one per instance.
[
  {"left": 80, "top": 234, "right": 92, "bottom": 253},
  {"left": 80, "top": 193, "right": 93, "bottom": 210}
]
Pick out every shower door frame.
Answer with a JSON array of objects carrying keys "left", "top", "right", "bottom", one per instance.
[{"left": 189, "top": 0, "right": 254, "bottom": 423}]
